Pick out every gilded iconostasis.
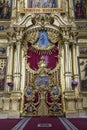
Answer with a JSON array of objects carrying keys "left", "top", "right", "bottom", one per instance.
[{"left": 0, "top": 0, "right": 87, "bottom": 117}]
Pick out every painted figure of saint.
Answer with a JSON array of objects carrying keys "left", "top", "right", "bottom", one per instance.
[
  {"left": 28, "top": 0, "right": 35, "bottom": 8},
  {"left": 28, "top": 0, "right": 57, "bottom": 8},
  {"left": 82, "top": 61, "right": 87, "bottom": 78},
  {"left": 40, "top": 34, "right": 45, "bottom": 45},
  {"left": 35, "top": 0, "right": 41, "bottom": 8},
  {"left": 81, "top": 0, "right": 86, "bottom": 18},
  {"left": 75, "top": 0, "right": 82, "bottom": 18},
  {"left": 75, "top": 0, "right": 86, "bottom": 19},
  {"left": 0, "top": 1, "right": 3, "bottom": 18},
  {"left": 3, "top": 1, "right": 9, "bottom": 18},
  {"left": 0, "top": 0, "right": 12, "bottom": 19},
  {"left": 28, "top": 0, "right": 33, "bottom": 8},
  {"left": 52, "top": 0, "right": 56, "bottom": 7},
  {"left": 37, "top": 31, "right": 50, "bottom": 47}
]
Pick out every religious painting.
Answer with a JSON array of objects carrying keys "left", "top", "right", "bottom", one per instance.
[
  {"left": 78, "top": 57, "right": 87, "bottom": 91},
  {"left": 73, "top": 0, "right": 87, "bottom": 19},
  {"left": 32, "top": 30, "right": 55, "bottom": 50},
  {"left": 0, "top": 48, "right": 6, "bottom": 55},
  {"left": 0, "top": 48, "right": 7, "bottom": 91},
  {"left": 0, "top": 56, "right": 7, "bottom": 91},
  {"left": 0, "top": 0, "right": 12, "bottom": 20},
  {"left": 0, "top": 24, "right": 9, "bottom": 30},
  {"left": 0, "top": 25, "right": 4, "bottom": 30},
  {"left": 27, "top": 0, "right": 57, "bottom": 8},
  {"left": 35, "top": 76, "right": 49, "bottom": 87},
  {"left": 37, "top": 30, "right": 50, "bottom": 48},
  {"left": 79, "top": 47, "right": 87, "bottom": 56}
]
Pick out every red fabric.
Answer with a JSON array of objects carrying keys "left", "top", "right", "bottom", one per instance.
[
  {"left": 23, "top": 117, "right": 66, "bottom": 130},
  {"left": 0, "top": 119, "right": 21, "bottom": 130},
  {"left": 27, "top": 45, "right": 58, "bottom": 70},
  {"left": 47, "top": 92, "right": 53, "bottom": 103},
  {"left": 34, "top": 92, "right": 40, "bottom": 103}
]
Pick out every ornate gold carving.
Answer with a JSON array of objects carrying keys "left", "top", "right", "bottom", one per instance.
[
  {"left": 31, "top": 14, "right": 54, "bottom": 27},
  {"left": 32, "top": 43, "right": 55, "bottom": 51},
  {"left": 47, "top": 30, "right": 62, "bottom": 44},
  {"left": 23, "top": 27, "right": 63, "bottom": 51},
  {"left": 83, "top": 97, "right": 87, "bottom": 108},
  {"left": 3, "top": 98, "right": 10, "bottom": 111},
  {"left": 37, "top": 56, "right": 50, "bottom": 76},
  {"left": 21, "top": 14, "right": 64, "bottom": 52},
  {"left": 23, "top": 57, "right": 63, "bottom": 116},
  {"left": 25, "top": 30, "right": 39, "bottom": 44}
]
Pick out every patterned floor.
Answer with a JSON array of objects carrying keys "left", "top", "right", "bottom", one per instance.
[{"left": 0, "top": 117, "right": 87, "bottom": 130}]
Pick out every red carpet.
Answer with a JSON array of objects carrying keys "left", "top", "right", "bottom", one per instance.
[
  {"left": 23, "top": 117, "right": 67, "bottom": 130},
  {"left": 0, "top": 119, "right": 21, "bottom": 130},
  {"left": 68, "top": 118, "right": 87, "bottom": 130},
  {"left": 0, "top": 117, "right": 87, "bottom": 130}
]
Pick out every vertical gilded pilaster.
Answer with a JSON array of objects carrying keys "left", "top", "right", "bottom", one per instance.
[
  {"left": 64, "top": 42, "right": 72, "bottom": 90},
  {"left": 72, "top": 44, "right": 79, "bottom": 79},
  {"left": 72, "top": 44, "right": 76, "bottom": 75},
  {"left": 6, "top": 45, "right": 14, "bottom": 91},
  {"left": 20, "top": 49, "right": 26, "bottom": 113},
  {"left": 68, "top": 0, "right": 74, "bottom": 18},
  {"left": 11, "top": 0, "right": 17, "bottom": 22},
  {"left": 61, "top": 0, "right": 68, "bottom": 12},
  {"left": 13, "top": 27, "right": 24, "bottom": 91},
  {"left": 57, "top": 0, "right": 61, "bottom": 8},
  {"left": 16, "top": 0, "right": 21, "bottom": 22},
  {"left": 13, "top": 42, "right": 21, "bottom": 91},
  {"left": 72, "top": 44, "right": 79, "bottom": 96}
]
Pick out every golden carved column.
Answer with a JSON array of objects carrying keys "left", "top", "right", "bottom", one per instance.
[
  {"left": 6, "top": 45, "right": 14, "bottom": 91},
  {"left": 72, "top": 44, "right": 79, "bottom": 97},
  {"left": 13, "top": 27, "right": 23, "bottom": 91},
  {"left": 61, "top": 0, "right": 68, "bottom": 12},
  {"left": 20, "top": 48, "right": 26, "bottom": 113},
  {"left": 20, "top": 0, "right": 25, "bottom": 8},
  {"left": 64, "top": 42, "right": 72, "bottom": 90},
  {"left": 11, "top": 0, "right": 17, "bottom": 22},
  {"left": 68, "top": 0, "right": 74, "bottom": 18},
  {"left": 13, "top": 42, "right": 21, "bottom": 91},
  {"left": 72, "top": 44, "right": 79, "bottom": 77},
  {"left": 25, "top": 0, "right": 28, "bottom": 8},
  {"left": 16, "top": 0, "right": 21, "bottom": 22},
  {"left": 75, "top": 45, "right": 79, "bottom": 75},
  {"left": 57, "top": 0, "right": 61, "bottom": 8}
]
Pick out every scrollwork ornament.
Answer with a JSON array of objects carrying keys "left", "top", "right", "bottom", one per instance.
[
  {"left": 26, "top": 30, "right": 39, "bottom": 44},
  {"left": 47, "top": 30, "right": 62, "bottom": 44}
]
